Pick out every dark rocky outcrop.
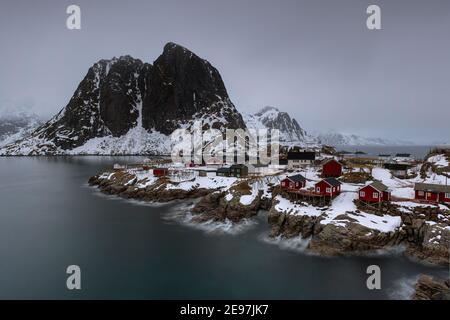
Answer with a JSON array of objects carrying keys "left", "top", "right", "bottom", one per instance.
[
  {"left": 191, "top": 191, "right": 262, "bottom": 223},
  {"left": 413, "top": 275, "right": 450, "bottom": 300},
  {"left": 267, "top": 196, "right": 450, "bottom": 265},
  {"left": 89, "top": 171, "right": 262, "bottom": 223},
  {"left": 1, "top": 43, "right": 246, "bottom": 155},
  {"left": 88, "top": 171, "right": 213, "bottom": 202},
  {"left": 142, "top": 43, "right": 246, "bottom": 134}
]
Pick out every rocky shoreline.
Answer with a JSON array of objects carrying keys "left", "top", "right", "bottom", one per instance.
[
  {"left": 268, "top": 192, "right": 449, "bottom": 266},
  {"left": 88, "top": 171, "right": 264, "bottom": 223},
  {"left": 89, "top": 170, "right": 450, "bottom": 267},
  {"left": 413, "top": 275, "right": 450, "bottom": 300}
]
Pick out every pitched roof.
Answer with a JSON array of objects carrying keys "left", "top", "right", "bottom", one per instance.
[
  {"left": 287, "top": 151, "right": 315, "bottom": 160},
  {"left": 318, "top": 177, "right": 341, "bottom": 187},
  {"left": 230, "top": 164, "right": 247, "bottom": 169},
  {"left": 383, "top": 163, "right": 409, "bottom": 170},
  {"left": 322, "top": 158, "right": 342, "bottom": 166},
  {"left": 369, "top": 181, "right": 389, "bottom": 192},
  {"left": 414, "top": 183, "right": 450, "bottom": 193},
  {"left": 285, "top": 174, "right": 306, "bottom": 182}
]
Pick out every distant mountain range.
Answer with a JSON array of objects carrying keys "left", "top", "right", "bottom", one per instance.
[
  {"left": 242, "top": 106, "right": 317, "bottom": 147},
  {"left": 315, "top": 131, "right": 416, "bottom": 147},
  {"left": 0, "top": 108, "right": 42, "bottom": 148},
  {"left": 0, "top": 42, "right": 422, "bottom": 155}
]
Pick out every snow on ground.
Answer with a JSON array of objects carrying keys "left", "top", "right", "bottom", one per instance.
[
  {"left": 371, "top": 167, "right": 416, "bottom": 199},
  {"left": 421, "top": 171, "right": 449, "bottom": 185},
  {"left": 372, "top": 168, "right": 411, "bottom": 189},
  {"left": 392, "top": 187, "right": 415, "bottom": 199},
  {"left": 345, "top": 211, "right": 402, "bottom": 233},
  {"left": 428, "top": 154, "right": 449, "bottom": 168},
  {"left": 239, "top": 184, "right": 259, "bottom": 205},
  {"left": 395, "top": 201, "right": 449, "bottom": 211},
  {"left": 275, "top": 192, "right": 402, "bottom": 233},
  {"left": 165, "top": 176, "right": 237, "bottom": 191},
  {"left": 321, "top": 193, "right": 402, "bottom": 232},
  {"left": 320, "top": 192, "right": 358, "bottom": 225},
  {"left": 68, "top": 127, "right": 172, "bottom": 155},
  {"left": 274, "top": 195, "right": 323, "bottom": 217}
]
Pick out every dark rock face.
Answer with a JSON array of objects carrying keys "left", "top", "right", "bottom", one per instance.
[
  {"left": 142, "top": 42, "right": 246, "bottom": 134},
  {"left": 1, "top": 42, "right": 246, "bottom": 154},
  {"left": 255, "top": 106, "right": 307, "bottom": 142},
  {"left": 413, "top": 275, "right": 450, "bottom": 300},
  {"left": 27, "top": 56, "right": 149, "bottom": 150},
  {"left": 99, "top": 57, "right": 151, "bottom": 136}
]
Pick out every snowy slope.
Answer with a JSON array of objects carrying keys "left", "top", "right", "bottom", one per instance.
[
  {"left": 0, "top": 108, "right": 42, "bottom": 147},
  {"left": 0, "top": 43, "right": 246, "bottom": 156},
  {"left": 242, "top": 106, "right": 318, "bottom": 147},
  {"left": 316, "top": 131, "right": 415, "bottom": 146}
]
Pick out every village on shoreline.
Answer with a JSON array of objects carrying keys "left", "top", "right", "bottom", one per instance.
[
  {"left": 88, "top": 144, "right": 450, "bottom": 299},
  {"left": 89, "top": 147, "right": 450, "bottom": 299}
]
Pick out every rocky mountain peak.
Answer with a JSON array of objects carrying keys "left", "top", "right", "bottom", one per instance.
[
  {"left": 243, "top": 106, "right": 316, "bottom": 146},
  {"left": 255, "top": 106, "right": 279, "bottom": 116},
  {"left": 0, "top": 42, "right": 246, "bottom": 155},
  {"left": 142, "top": 42, "right": 245, "bottom": 134}
]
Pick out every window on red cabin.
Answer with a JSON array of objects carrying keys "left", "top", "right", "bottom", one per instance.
[
  {"left": 316, "top": 187, "right": 320, "bottom": 192},
  {"left": 360, "top": 191, "right": 365, "bottom": 197},
  {"left": 373, "top": 192, "right": 378, "bottom": 198},
  {"left": 445, "top": 193, "right": 450, "bottom": 199},
  {"left": 326, "top": 187, "right": 331, "bottom": 193},
  {"left": 418, "top": 191, "right": 424, "bottom": 196}
]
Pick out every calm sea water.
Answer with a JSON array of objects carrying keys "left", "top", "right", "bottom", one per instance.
[
  {"left": 338, "top": 145, "right": 434, "bottom": 160},
  {"left": 0, "top": 156, "right": 446, "bottom": 299}
]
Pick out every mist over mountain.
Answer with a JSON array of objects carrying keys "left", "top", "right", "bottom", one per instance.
[
  {"left": 0, "top": 106, "right": 42, "bottom": 147},
  {"left": 315, "top": 131, "right": 416, "bottom": 147},
  {"left": 242, "top": 106, "right": 318, "bottom": 147}
]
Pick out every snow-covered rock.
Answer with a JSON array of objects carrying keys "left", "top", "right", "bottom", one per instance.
[
  {"left": 0, "top": 107, "right": 42, "bottom": 147},
  {"left": 242, "top": 106, "right": 318, "bottom": 147},
  {"left": 316, "top": 131, "right": 415, "bottom": 146},
  {"left": 0, "top": 43, "right": 246, "bottom": 155}
]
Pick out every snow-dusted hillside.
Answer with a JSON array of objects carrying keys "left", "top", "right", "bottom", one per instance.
[
  {"left": 316, "top": 131, "right": 415, "bottom": 146},
  {"left": 242, "top": 106, "right": 318, "bottom": 147},
  {"left": 0, "top": 43, "right": 246, "bottom": 156},
  {"left": 0, "top": 108, "right": 42, "bottom": 147}
]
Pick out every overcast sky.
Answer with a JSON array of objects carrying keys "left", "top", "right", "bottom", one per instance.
[{"left": 0, "top": 0, "right": 449, "bottom": 143}]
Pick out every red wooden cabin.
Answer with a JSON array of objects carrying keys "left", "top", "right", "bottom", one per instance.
[
  {"left": 322, "top": 159, "right": 343, "bottom": 178},
  {"left": 359, "top": 181, "right": 391, "bottom": 203},
  {"left": 153, "top": 168, "right": 168, "bottom": 177},
  {"left": 414, "top": 183, "right": 450, "bottom": 203},
  {"left": 280, "top": 174, "right": 306, "bottom": 190},
  {"left": 314, "top": 178, "right": 342, "bottom": 197}
]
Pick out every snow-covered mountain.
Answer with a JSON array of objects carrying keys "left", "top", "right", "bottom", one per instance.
[
  {"left": 242, "top": 106, "right": 318, "bottom": 147},
  {"left": 316, "top": 131, "right": 415, "bottom": 146},
  {"left": 0, "top": 43, "right": 246, "bottom": 155},
  {"left": 0, "top": 108, "right": 42, "bottom": 147}
]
